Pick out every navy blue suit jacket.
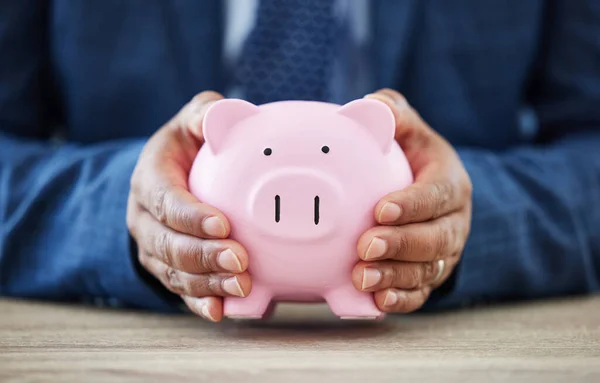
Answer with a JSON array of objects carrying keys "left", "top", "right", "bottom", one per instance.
[{"left": 1, "top": 0, "right": 599, "bottom": 312}]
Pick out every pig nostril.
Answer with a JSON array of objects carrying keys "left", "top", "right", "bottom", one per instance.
[
  {"left": 275, "top": 195, "right": 281, "bottom": 223},
  {"left": 314, "top": 196, "right": 320, "bottom": 225}
]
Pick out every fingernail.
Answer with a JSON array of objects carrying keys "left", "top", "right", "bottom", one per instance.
[
  {"left": 383, "top": 290, "right": 399, "bottom": 307},
  {"left": 223, "top": 276, "right": 245, "bottom": 297},
  {"left": 361, "top": 268, "right": 382, "bottom": 290},
  {"left": 188, "top": 298, "right": 217, "bottom": 321},
  {"left": 196, "top": 300, "right": 217, "bottom": 322},
  {"left": 203, "top": 216, "right": 226, "bottom": 237},
  {"left": 364, "top": 237, "right": 387, "bottom": 260},
  {"left": 378, "top": 202, "right": 402, "bottom": 223},
  {"left": 201, "top": 304, "right": 217, "bottom": 322},
  {"left": 364, "top": 93, "right": 394, "bottom": 104},
  {"left": 217, "top": 249, "right": 243, "bottom": 272}
]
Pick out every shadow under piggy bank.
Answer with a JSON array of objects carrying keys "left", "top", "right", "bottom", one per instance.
[{"left": 216, "top": 303, "right": 396, "bottom": 342}]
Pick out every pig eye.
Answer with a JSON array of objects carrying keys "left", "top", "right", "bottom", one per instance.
[
  {"left": 263, "top": 148, "right": 272, "bottom": 156},
  {"left": 321, "top": 146, "right": 330, "bottom": 154}
]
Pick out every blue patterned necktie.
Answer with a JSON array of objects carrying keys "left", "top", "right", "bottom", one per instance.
[{"left": 236, "top": 0, "right": 337, "bottom": 105}]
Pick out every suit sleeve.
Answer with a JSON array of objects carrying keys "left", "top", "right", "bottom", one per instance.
[
  {"left": 0, "top": 1, "right": 181, "bottom": 312},
  {"left": 426, "top": 0, "right": 600, "bottom": 309}
]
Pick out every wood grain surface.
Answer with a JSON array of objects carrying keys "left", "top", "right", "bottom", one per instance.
[{"left": 1, "top": 296, "right": 599, "bottom": 383}]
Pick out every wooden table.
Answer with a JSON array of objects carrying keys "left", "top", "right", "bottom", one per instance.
[{"left": 1, "top": 296, "right": 599, "bottom": 383}]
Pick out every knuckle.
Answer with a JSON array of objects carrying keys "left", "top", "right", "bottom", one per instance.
[
  {"left": 386, "top": 265, "right": 400, "bottom": 288},
  {"left": 129, "top": 166, "right": 142, "bottom": 195},
  {"left": 405, "top": 267, "right": 422, "bottom": 289},
  {"left": 188, "top": 274, "right": 219, "bottom": 296},
  {"left": 402, "top": 291, "right": 427, "bottom": 313},
  {"left": 188, "top": 275, "right": 212, "bottom": 297},
  {"left": 433, "top": 226, "right": 450, "bottom": 259},
  {"left": 154, "top": 187, "right": 169, "bottom": 224},
  {"left": 463, "top": 177, "right": 473, "bottom": 199},
  {"left": 392, "top": 232, "right": 412, "bottom": 259},
  {"left": 422, "top": 261, "right": 436, "bottom": 281},
  {"left": 137, "top": 251, "right": 149, "bottom": 269},
  {"left": 430, "top": 182, "right": 452, "bottom": 218},
  {"left": 437, "top": 217, "right": 454, "bottom": 248},
  {"left": 129, "top": 175, "right": 139, "bottom": 197},
  {"left": 155, "top": 230, "right": 173, "bottom": 265},
  {"left": 198, "top": 242, "right": 213, "bottom": 272},
  {"left": 394, "top": 293, "right": 411, "bottom": 312},
  {"left": 451, "top": 221, "right": 463, "bottom": 254},
  {"left": 126, "top": 215, "right": 134, "bottom": 234},
  {"left": 408, "top": 190, "right": 428, "bottom": 219},
  {"left": 420, "top": 231, "right": 434, "bottom": 258},
  {"left": 129, "top": 182, "right": 146, "bottom": 208},
  {"left": 464, "top": 211, "right": 473, "bottom": 236},
  {"left": 184, "top": 110, "right": 204, "bottom": 133},
  {"left": 126, "top": 210, "right": 136, "bottom": 237},
  {"left": 443, "top": 216, "right": 461, "bottom": 256},
  {"left": 210, "top": 275, "right": 226, "bottom": 295},
  {"left": 164, "top": 266, "right": 183, "bottom": 293},
  {"left": 175, "top": 237, "right": 207, "bottom": 273},
  {"left": 173, "top": 205, "right": 195, "bottom": 234}
]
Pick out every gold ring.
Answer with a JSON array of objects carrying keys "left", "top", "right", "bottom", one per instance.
[{"left": 431, "top": 259, "right": 446, "bottom": 285}]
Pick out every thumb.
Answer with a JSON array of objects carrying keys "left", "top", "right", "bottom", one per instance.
[
  {"left": 177, "top": 91, "right": 224, "bottom": 140},
  {"left": 364, "top": 89, "right": 451, "bottom": 171}
]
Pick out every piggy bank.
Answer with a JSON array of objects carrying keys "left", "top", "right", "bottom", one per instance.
[{"left": 188, "top": 98, "right": 413, "bottom": 320}]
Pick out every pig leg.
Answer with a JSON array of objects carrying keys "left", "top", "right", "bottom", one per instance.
[
  {"left": 224, "top": 285, "right": 273, "bottom": 319},
  {"left": 324, "top": 284, "right": 383, "bottom": 320}
]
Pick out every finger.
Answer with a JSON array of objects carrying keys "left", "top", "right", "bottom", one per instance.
[
  {"left": 158, "top": 91, "right": 224, "bottom": 165},
  {"left": 139, "top": 251, "right": 252, "bottom": 298},
  {"left": 366, "top": 90, "right": 471, "bottom": 226},
  {"left": 181, "top": 296, "right": 223, "bottom": 322},
  {"left": 369, "top": 88, "right": 409, "bottom": 108},
  {"left": 375, "top": 176, "right": 467, "bottom": 225},
  {"left": 365, "top": 90, "right": 437, "bottom": 156},
  {"left": 130, "top": 91, "right": 229, "bottom": 238},
  {"left": 366, "top": 90, "right": 464, "bottom": 191},
  {"left": 374, "top": 286, "right": 432, "bottom": 313},
  {"left": 131, "top": 175, "right": 231, "bottom": 239},
  {"left": 352, "top": 260, "right": 442, "bottom": 291},
  {"left": 131, "top": 138, "right": 230, "bottom": 239},
  {"left": 364, "top": 91, "right": 417, "bottom": 143},
  {"left": 133, "top": 209, "right": 248, "bottom": 274},
  {"left": 358, "top": 213, "right": 465, "bottom": 262},
  {"left": 176, "top": 91, "right": 224, "bottom": 140}
]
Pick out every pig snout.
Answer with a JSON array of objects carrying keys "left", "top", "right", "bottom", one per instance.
[{"left": 248, "top": 169, "right": 344, "bottom": 240}]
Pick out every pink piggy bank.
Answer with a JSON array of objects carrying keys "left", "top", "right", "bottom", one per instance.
[{"left": 188, "top": 98, "right": 413, "bottom": 320}]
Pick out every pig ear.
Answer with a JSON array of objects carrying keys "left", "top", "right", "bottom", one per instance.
[
  {"left": 202, "top": 99, "right": 260, "bottom": 154},
  {"left": 337, "top": 99, "right": 395, "bottom": 154}
]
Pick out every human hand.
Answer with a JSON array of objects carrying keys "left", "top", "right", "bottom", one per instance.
[
  {"left": 352, "top": 89, "right": 472, "bottom": 313},
  {"left": 127, "top": 91, "right": 251, "bottom": 322}
]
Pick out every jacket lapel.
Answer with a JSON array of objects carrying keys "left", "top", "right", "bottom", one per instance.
[{"left": 371, "top": 0, "right": 420, "bottom": 90}]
